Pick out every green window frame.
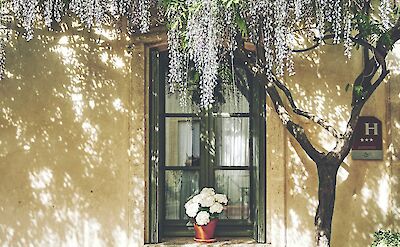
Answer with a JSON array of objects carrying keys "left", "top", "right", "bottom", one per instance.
[{"left": 147, "top": 48, "right": 266, "bottom": 243}]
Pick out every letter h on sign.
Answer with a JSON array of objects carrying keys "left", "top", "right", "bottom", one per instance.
[
  {"left": 365, "top": 123, "right": 378, "bottom": 136},
  {"left": 352, "top": 116, "right": 383, "bottom": 160}
]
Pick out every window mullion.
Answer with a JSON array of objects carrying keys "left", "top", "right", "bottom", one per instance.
[
  {"left": 209, "top": 110, "right": 216, "bottom": 187},
  {"left": 199, "top": 113, "right": 207, "bottom": 188}
]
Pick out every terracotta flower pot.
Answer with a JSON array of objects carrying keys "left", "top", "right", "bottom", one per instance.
[{"left": 194, "top": 218, "right": 218, "bottom": 243}]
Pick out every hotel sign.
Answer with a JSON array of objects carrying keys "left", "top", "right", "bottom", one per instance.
[{"left": 351, "top": 116, "right": 383, "bottom": 160}]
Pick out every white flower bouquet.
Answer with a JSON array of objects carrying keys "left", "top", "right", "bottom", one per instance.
[{"left": 184, "top": 187, "right": 228, "bottom": 226}]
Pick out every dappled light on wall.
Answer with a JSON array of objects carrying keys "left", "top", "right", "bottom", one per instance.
[
  {"left": 286, "top": 139, "right": 318, "bottom": 247},
  {"left": 0, "top": 25, "right": 146, "bottom": 246},
  {"left": 388, "top": 42, "right": 400, "bottom": 76},
  {"left": 278, "top": 43, "right": 397, "bottom": 247},
  {"left": 388, "top": 41, "right": 400, "bottom": 164},
  {"left": 285, "top": 44, "right": 357, "bottom": 154}
]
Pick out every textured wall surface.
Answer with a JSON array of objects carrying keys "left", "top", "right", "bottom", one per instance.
[
  {"left": 0, "top": 30, "right": 399, "bottom": 247},
  {"left": 0, "top": 31, "right": 147, "bottom": 246},
  {"left": 387, "top": 43, "right": 400, "bottom": 234},
  {"left": 265, "top": 43, "right": 400, "bottom": 247}
]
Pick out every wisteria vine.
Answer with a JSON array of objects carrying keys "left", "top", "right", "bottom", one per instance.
[{"left": 0, "top": 0, "right": 396, "bottom": 108}]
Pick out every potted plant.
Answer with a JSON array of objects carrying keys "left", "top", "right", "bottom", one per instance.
[{"left": 184, "top": 187, "right": 228, "bottom": 243}]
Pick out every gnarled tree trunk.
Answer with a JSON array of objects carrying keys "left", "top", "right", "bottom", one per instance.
[
  {"left": 314, "top": 159, "right": 340, "bottom": 247},
  {"left": 233, "top": 26, "right": 400, "bottom": 245}
]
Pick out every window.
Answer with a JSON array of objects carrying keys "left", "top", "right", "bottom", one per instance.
[{"left": 148, "top": 49, "right": 266, "bottom": 243}]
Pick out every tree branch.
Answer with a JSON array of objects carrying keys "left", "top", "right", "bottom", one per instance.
[
  {"left": 234, "top": 46, "right": 324, "bottom": 162},
  {"left": 233, "top": 67, "right": 250, "bottom": 100},
  {"left": 263, "top": 75, "right": 325, "bottom": 163},
  {"left": 292, "top": 34, "right": 335, "bottom": 53},
  {"left": 292, "top": 42, "right": 321, "bottom": 53},
  {"left": 336, "top": 46, "right": 391, "bottom": 161},
  {"left": 233, "top": 17, "right": 400, "bottom": 165},
  {"left": 271, "top": 75, "right": 341, "bottom": 139}
]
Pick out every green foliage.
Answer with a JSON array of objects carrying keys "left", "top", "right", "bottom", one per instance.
[
  {"left": 163, "top": 0, "right": 188, "bottom": 29},
  {"left": 220, "top": 0, "right": 248, "bottom": 36},
  {"left": 353, "top": 10, "right": 394, "bottom": 50},
  {"left": 353, "top": 12, "right": 382, "bottom": 42},
  {"left": 163, "top": 0, "right": 247, "bottom": 36},
  {"left": 371, "top": 230, "right": 400, "bottom": 247},
  {"left": 379, "top": 32, "right": 394, "bottom": 51},
  {"left": 354, "top": 85, "right": 363, "bottom": 96},
  {"left": 221, "top": 0, "right": 239, "bottom": 8},
  {"left": 235, "top": 15, "right": 248, "bottom": 37}
]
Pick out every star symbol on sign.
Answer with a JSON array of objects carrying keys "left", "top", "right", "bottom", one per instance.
[
  {"left": 370, "top": 138, "right": 373, "bottom": 142},
  {"left": 360, "top": 138, "right": 364, "bottom": 142}
]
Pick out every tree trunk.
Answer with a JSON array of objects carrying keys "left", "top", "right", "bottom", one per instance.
[{"left": 314, "top": 161, "right": 340, "bottom": 247}]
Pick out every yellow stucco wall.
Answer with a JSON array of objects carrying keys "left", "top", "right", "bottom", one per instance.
[
  {"left": 0, "top": 31, "right": 147, "bottom": 246},
  {"left": 265, "top": 44, "right": 400, "bottom": 247},
  {"left": 0, "top": 29, "right": 399, "bottom": 247}
]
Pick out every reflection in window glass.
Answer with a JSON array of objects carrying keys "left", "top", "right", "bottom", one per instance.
[
  {"left": 218, "top": 82, "right": 249, "bottom": 113},
  {"left": 215, "top": 118, "right": 249, "bottom": 167},
  {"left": 215, "top": 170, "right": 250, "bottom": 220},
  {"left": 165, "top": 118, "right": 200, "bottom": 166},
  {"left": 165, "top": 171, "right": 199, "bottom": 220},
  {"left": 165, "top": 79, "right": 249, "bottom": 114},
  {"left": 165, "top": 92, "right": 199, "bottom": 113}
]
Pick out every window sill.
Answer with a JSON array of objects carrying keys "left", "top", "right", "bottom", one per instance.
[{"left": 145, "top": 237, "right": 269, "bottom": 246}]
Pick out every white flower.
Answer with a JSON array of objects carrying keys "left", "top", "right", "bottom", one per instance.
[
  {"left": 377, "top": 242, "right": 388, "bottom": 247},
  {"left": 200, "top": 195, "right": 215, "bottom": 208},
  {"left": 209, "top": 202, "right": 224, "bottom": 214},
  {"left": 192, "top": 194, "right": 206, "bottom": 203},
  {"left": 200, "top": 187, "right": 215, "bottom": 196},
  {"left": 195, "top": 211, "right": 210, "bottom": 226},
  {"left": 185, "top": 200, "right": 199, "bottom": 218},
  {"left": 214, "top": 194, "right": 228, "bottom": 204}
]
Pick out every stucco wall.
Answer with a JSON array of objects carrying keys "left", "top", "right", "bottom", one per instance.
[
  {"left": 0, "top": 29, "right": 399, "bottom": 247},
  {"left": 387, "top": 43, "right": 400, "bottom": 234},
  {"left": 0, "top": 31, "right": 147, "bottom": 246},
  {"left": 265, "top": 44, "right": 400, "bottom": 247}
]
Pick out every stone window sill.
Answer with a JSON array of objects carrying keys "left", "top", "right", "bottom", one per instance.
[{"left": 145, "top": 237, "right": 269, "bottom": 246}]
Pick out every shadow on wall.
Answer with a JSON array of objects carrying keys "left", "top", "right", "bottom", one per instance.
[
  {"left": 0, "top": 26, "right": 145, "bottom": 246},
  {"left": 279, "top": 43, "right": 400, "bottom": 247}
]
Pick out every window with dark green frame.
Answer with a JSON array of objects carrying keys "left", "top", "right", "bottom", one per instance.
[{"left": 148, "top": 48, "right": 266, "bottom": 243}]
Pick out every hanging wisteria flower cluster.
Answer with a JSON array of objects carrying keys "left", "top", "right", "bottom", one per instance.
[
  {"left": 0, "top": 41, "right": 6, "bottom": 80},
  {"left": 165, "top": 0, "right": 363, "bottom": 108},
  {"left": 44, "top": 0, "right": 64, "bottom": 28},
  {"left": 0, "top": 0, "right": 154, "bottom": 79},
  {"left": 0, "top": 0, "right": 397, "bottom": 109},
  {"left": 10, "top": 0, "right": 153, "bottom": 36},
  {"left": 379, "top": 0, "right": 393, "bottom": 31},
  {"left": 166, "top": 0, "right": 188, "bottom": 106},
  {"left": 0, "top": 2, "right": 13, "bottom": 80},
  {"left": 167, "top": 0, "right": 239, "bottom": 108},
  {"left": 185, "top": 0, "right": 223, "bottom": 108}
]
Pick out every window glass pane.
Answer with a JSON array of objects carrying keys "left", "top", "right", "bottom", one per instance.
[
  {"left": 165, "top": 118, "right": 200, "bottom": 166},
  {"left": 165, "top": 84, "right": 248, "bottom": 114},
  {"left": 217, "top": 83, "right": 249, "bottom": 113},
  {"left": 165, "top": 91, "right": 199, "bottom": 113},
  {"left": 165, "top": 171, "right": 199, "bottom": 220},
  {"left": 215, "top": 118, "right": 249, "bottom": 167},
  {"left": 215, "top": 170, "right": 250, "bottom": 220}
]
